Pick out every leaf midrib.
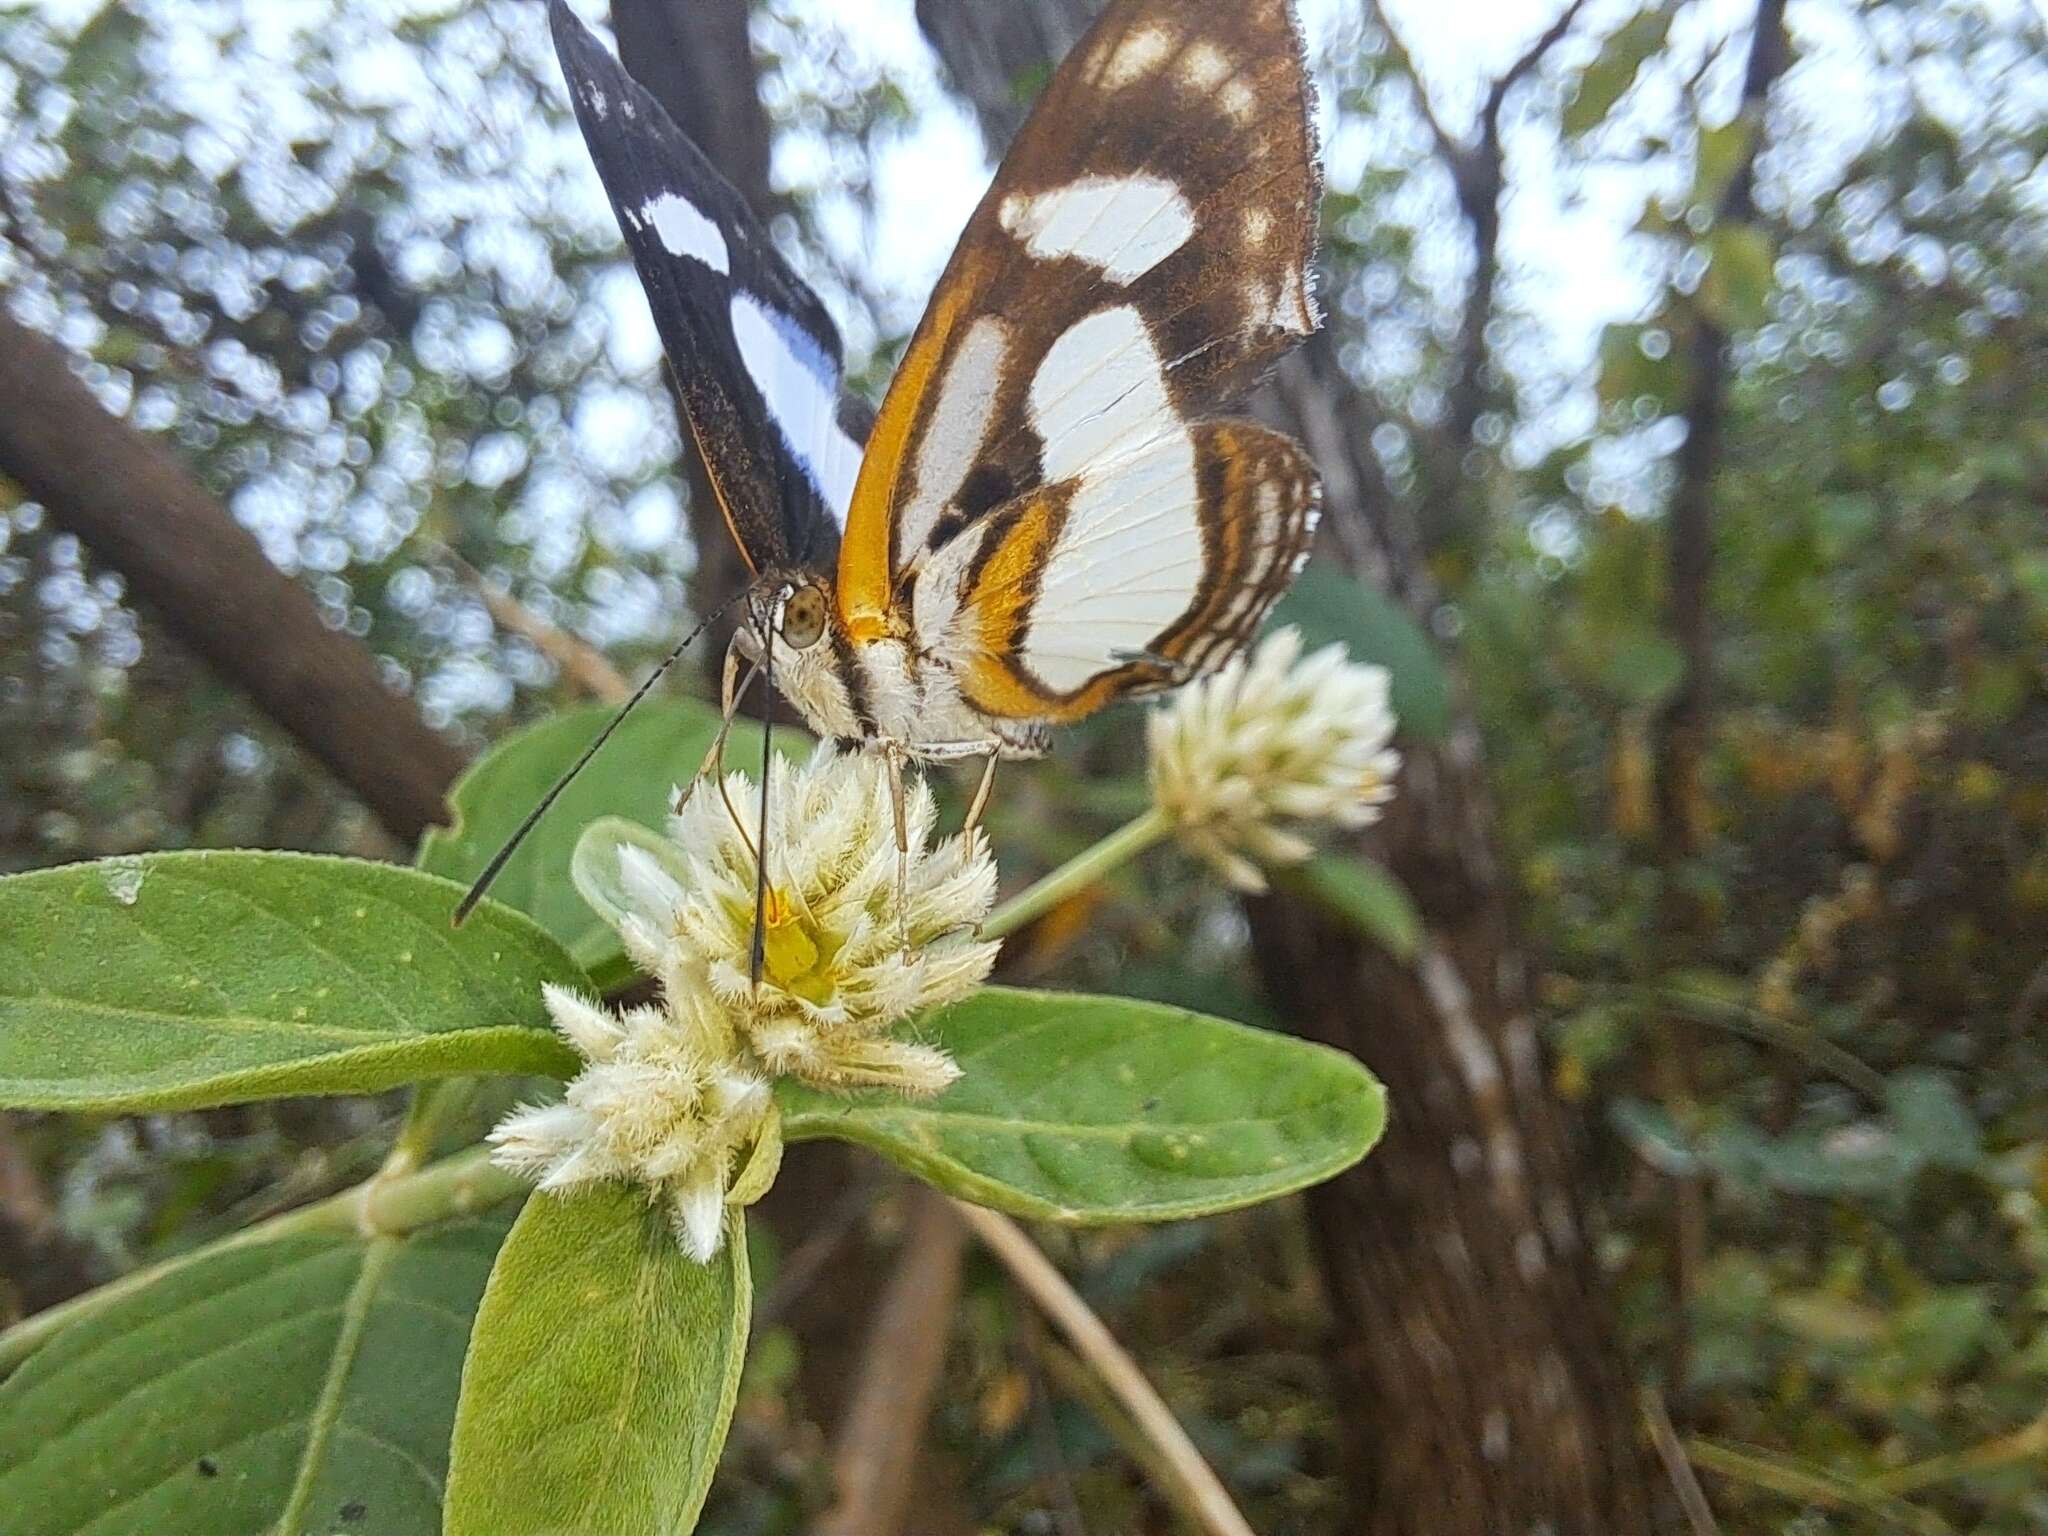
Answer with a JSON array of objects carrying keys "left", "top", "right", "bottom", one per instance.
[
  {"left": 787, "top": 1096, "right": 1351, "bottom": 1142},
  {"left": 275, "top": 1235, "right": 399, "bottom": 1536},
  {"left": 0, "top": 995, "right": 400, "bottom": 1043},
  {"left": 585, "top": 1209, "right": 662, "bottom": 1524}
]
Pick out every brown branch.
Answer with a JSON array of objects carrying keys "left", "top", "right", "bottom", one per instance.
[
  {"left": 1651, "top": 0, "right": 1794, "bottom": 1406},
  {"left": 1367, "top": 0, "right": 1589, "bottom": 540},
  {"left": 0, "top": 1114, "right": 101, "bottom": 1320},
  {"left": 813, "top": 1186, "right": 967, "bottom": 1536},
  {"left": 1360, "top": 0, "right": 1468, "bottom": 182},
  {"left": 1643, "top": 1386, "right": 1723, "bottom": 1536},
  {"left": 0, "top": 310, "right": 465, "bottom": 845},
  {"left": 1485, "top": 0, "right": 1594, "bottom": 130},
  {"left": 957, "top": 1202, "right": 1259, "bottom": 1536},
  {"left": 436, "top": 548, "right": 631, "bottom": 703},
  {"left": 1658, "top": 0, "right": 1792, "bottom": 849},
  {"left": 914, "top": 0, "right": 1098, "bottom": 149}
]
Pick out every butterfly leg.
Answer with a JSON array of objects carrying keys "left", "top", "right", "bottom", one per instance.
[
  {"left": 677, "top": 640, "right": 763, "bottom": 860},
  {"left": 962, "top": 751, "right": 999, "bottom": 839},
  {"left": 882, "top": 740, "right": 912, "bottom": 952}
]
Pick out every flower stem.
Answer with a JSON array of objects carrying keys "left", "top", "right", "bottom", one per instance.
[
  {"left": 983, "top": 806, "right": 1175, "bottom": 942},
  {"left": 956, "top": 1201, "right": 1258, "bottom": 1536},
  {"left": 382, "top": 1077, "right": 478, "bottom": 1176},
  {"left": 0, "top": 1145, "right": 525, "bottom": 1374}
]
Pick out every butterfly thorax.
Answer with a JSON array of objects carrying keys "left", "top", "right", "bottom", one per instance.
[{"left": 741, "top": 571, "right": 1046, "bottom": 761}]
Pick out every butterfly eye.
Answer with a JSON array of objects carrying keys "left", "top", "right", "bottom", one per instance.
[{"left": 781, "top": 585, "right": 829, "bottom": 650}]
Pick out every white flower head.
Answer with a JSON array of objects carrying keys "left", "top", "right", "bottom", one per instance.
[
  {"left": 661, "top": 742, "right": 999, "bottom": 1096},
  {"left": 489, "top": 983, "right": 777, "bottom": 1262},
  {"left": 1147, "top": 626, "right": 1401, "bottom": 891}
]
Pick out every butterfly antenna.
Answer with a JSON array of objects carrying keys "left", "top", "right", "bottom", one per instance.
[
  {"left": 452, "top": 592, "right": 745, "bottom": 927},
  {"left": 749, "top": 620, "right": 775, "bottom": 988}
]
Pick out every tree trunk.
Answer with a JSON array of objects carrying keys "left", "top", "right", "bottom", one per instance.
[
  {"left": 0, "top": 311, "right": 466, "bottom": 846},
  {"left": 915, "top": 6, "right": 1664, "bottom": 1531}
]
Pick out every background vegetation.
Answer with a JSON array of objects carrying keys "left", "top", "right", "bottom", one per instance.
[{"left": 1, "top": 0, "right": 2043, "bottom": 1531}]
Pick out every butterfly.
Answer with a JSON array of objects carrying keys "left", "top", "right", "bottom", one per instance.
[
  {"left": 456, "top": 0, "right": 1324, "bottom": 929},
  {"left": 552, "top": 0, "right": 1320, "bottom": 772}
]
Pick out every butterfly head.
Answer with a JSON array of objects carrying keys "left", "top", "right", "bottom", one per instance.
[
  {"left": 738, "top": 574, "right": 833, "bottom": 657},
  {"left": 735, "top": 573, "right": 861, "bottom": 742}
]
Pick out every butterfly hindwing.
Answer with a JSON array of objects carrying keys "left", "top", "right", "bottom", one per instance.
[
  {"left": 550, "top": 0, "right": 860, "bottom": 573},
  {"left": 911, "top": 420, "right": 1318, "bottom": 722},
  {"left": 836, "top": 0, "right": 1320, "bottom": 648}
]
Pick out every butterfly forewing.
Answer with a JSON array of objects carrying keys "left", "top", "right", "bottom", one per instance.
[
  {"left": 550, "top": 0, "right": 860, "bottom": 574},
  {"left": 837, "top": 0, "right": 1321, "bottom": 642}
]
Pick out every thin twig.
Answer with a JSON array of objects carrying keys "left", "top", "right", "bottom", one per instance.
[
  {"left": 1642, "top": 1386, "right": 1720, "bottom": 1536},
  {"left": 754, "top": 1176, "right": 877, "bottom": 1329},
  {"left": 1359, "top": 0, "right": 1466, "bottom": 170},
  {"left": 435, "top": 544, "right": 632, "bottom": 703},
  {"left": 1870, "top": 1411, "right": 2048, "bottom": 1497},
  {"left": 1487, "top": 0, "right": 1593, "bottom": 125},
  {"left": 955, "top": 1201, "right": 1258, "bottom": 1536},
  {"left": 1688, "top": 1437, "right": 1955, "bottom": 1536}
]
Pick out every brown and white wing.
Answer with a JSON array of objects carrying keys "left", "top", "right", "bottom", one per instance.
[
  {"left": 911, "top": 419, "right": 1318, "bottom": 722},
  {"left": 834, "top": 0, "right": 1322, "bottom": 684}
]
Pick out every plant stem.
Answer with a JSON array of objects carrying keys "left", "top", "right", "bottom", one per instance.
[
  {"left": 0, "top": 1145, "right": 524, "bottom": 1374},
  {"left": 956, "top": 1200, "right": 1259, "bottom": 1536},
  {"left": 1869, "top": 1412, "right": 2048, "bottom": 1496},
  {"left": 1687, "top": 1437, "right": 1955, "bottom": 1536},
  {"left": 984, "top": 806, "right": 1175, "bottom": 942},
  {"left": 383, "top": 1077, "right": 478, "bottom": 1176}
]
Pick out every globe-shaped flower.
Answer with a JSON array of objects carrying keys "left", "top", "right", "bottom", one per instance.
[
  {"left": 574, "top": 741, "right": 998, "bottom": 1096},
  {"left": 1148, "top": 626, "right": 1401, "bottom": 890},
  {"left": 488, "top": 983, "right": 776, "bottom": 1262}
]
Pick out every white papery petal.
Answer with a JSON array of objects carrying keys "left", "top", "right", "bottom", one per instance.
[
  {"left": 542, "top": 983, "right": 625, "bottom": 1062},
  {"left": 487, "top": 1101, "right": 591, "bottom": 1175},
  {"left": 670, "top": 1175, "right": 726, "bottom": 1263},
  {"left": 1150, "top": 626, "right": 1401, "bottom": 887}
]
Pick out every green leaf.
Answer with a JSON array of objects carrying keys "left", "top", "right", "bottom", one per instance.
[
  {"left": 417, "top": 700, "right": 780, "bottom": 981},
  {"left": 781, "top": 987, "right": 1385, "bottom": 1222},
  {"left": 0, "top": 853, "right": 581, "bottom": 1113},
  {"left": 1272, "top": 563, "right": 1451, "bottom": 741},
  {"left": 445, "top": 1187, "right": 749, "bottom": 1536},
  {"left": 1885, "top": 1070, "right": 1982, "bottom": 1172},
  {"left": 1562, "top": 8, "right": 1672, "bottom": 138},
  {"left": 0, "top": 1212, "right": 514, "bottom": 1536},
  {"left": 1289, "top": 855, "right": 1423, "bottom": 960}
]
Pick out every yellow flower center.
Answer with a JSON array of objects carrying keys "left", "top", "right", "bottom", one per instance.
[{"left": 757, "top": 885, "right": 842, "bottom": 1006}]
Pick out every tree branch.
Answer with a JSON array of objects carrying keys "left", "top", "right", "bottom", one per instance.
[
  {"left": 1361, "top": 0, "right": 1469, "bottom": 182},
  {"left": 1656, "top": 0, "right": 1792, "bottom": 853},
  {"left": 1368, "top": 0, "right": 1589, "bottom": 538},
  {"left": 957, "top": 1202, "right": 1259, "bottom": 1536},
  {"left": 913, "top": 0, "right": 1098, "bottom": 149},
  {"left": 0, "top": 310, "right": 466, "bottom": 845},
  {"left": 813, "top": 1186, "right": 968, "bottom": 1536},
  {"left": 1650, "top": 0, "right": 1793, "bottom": 1406},
  {"left": 0, "top": 1114, "right": 101, "bottom": 1320}
]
